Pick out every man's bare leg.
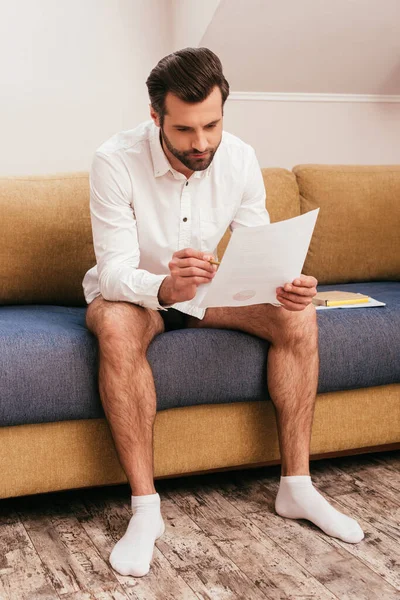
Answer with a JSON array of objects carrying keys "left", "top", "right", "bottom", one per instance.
[
  {"left": 187, "top": 303, "right": 364, "bottom": 543},
  {"left": 265, "top": 305, "right": 318, "bottom": 477},
  {"left": 187, "top": 302, "right": 318, "bottom": 476},
  {"left": 85, "top": 295, "right": 166, "bottom": 576},
  {"left": 86, "top": 295, "right": 164, "bottom": 495}
]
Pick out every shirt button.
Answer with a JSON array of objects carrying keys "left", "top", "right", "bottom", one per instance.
[
  {"left": 183, "top": 217, "right": 188, "bottom": 222},
  {"left": 185, "top": 181, "right": 189, "bottom": 186}
]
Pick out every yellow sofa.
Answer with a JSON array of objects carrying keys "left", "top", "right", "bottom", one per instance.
[{"left": 0, "top": 164, "right": 399, "bottom": 499}]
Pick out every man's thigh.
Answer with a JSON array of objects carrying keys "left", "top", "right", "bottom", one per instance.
[{"left": 186, "top": 303, "right": 317, "bottom": 344}]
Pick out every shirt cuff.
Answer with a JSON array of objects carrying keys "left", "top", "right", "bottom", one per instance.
[{"left": 147, "top": 274, "right": 174, "bottom": 311}]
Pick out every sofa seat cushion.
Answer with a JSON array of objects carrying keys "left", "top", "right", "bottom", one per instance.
[{"left": 0, "top": 282, "right": 398, "bottom": 427}]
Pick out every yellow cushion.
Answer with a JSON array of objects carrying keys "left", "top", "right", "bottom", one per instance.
[
  {"left": 0, "top": 172, "right": 95, "bottom": 306},
  {"left": 294, "top": 165, "right": 400, "bottom": 284}
]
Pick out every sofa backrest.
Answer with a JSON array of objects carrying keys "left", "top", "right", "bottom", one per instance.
[
  {"left": 294, "top": 164, "right": 400, "bottom": 285},
  {"left": 1, "top": 165, "right": 398, "bottom": 307},
  {"left": 0, "top": 173, "right": 95, "bottom": 306}
]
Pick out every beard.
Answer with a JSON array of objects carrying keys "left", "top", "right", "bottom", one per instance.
[{"left": 160, "top": 127, "right": 220, "bottom": 172}]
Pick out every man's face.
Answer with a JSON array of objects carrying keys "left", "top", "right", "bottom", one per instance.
[{"left": 150, "top": 85, "right": 223, "bottom": 173}]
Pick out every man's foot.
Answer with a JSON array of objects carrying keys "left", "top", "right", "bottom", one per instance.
[
  {"left": 275, "top": 475, "right": 364, "bottom": 543},
  {"left": 109, "top": 492, "right": 165, "bottom": 577}
]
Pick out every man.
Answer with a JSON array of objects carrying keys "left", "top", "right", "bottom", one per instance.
[{"left": 82, "top": 47, "right": 364, "bottom": 578}]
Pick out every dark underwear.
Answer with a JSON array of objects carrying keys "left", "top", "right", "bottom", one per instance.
[{"left": 160, "top": 308, "right": 191, "bottom": 332}]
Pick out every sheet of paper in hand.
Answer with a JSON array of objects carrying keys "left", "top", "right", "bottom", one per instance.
[{"left": 191, "top": 208, "right": 320, "bottom": 309}]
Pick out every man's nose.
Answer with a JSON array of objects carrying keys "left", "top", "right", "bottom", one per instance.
[{"left": 191, "top": 136, "right": 208, "bottom": 153}]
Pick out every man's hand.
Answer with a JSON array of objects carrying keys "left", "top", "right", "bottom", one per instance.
[
  {"left": 276, "top": 274, "right": 318, "bottom": 311},
  {"left": 158, "top": 248, "right": 217, "bottom": 305}
]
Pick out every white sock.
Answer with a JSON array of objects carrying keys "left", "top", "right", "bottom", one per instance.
[
  {"left": 109, "top": 492, "right": 165, "bottom": 577},
  {"left": 275, "top": 475, "right": 364, "bottom": 543}
]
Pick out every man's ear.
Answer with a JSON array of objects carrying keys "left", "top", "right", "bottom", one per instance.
[{"left": 149, "top": 105, "right": 160, "bottom": 127}]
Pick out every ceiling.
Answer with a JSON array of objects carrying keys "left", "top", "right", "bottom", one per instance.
[{"left": 200, "top": 0, "right": 400, "bottom": 94}]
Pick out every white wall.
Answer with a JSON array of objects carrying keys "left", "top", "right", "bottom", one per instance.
[
  {"left": 203, "top": 0, "right": 400, "bottom": 94},
  {"left": 0, "top": 0, "right": 172, "bottom": 176},
  {"left": 1, "top": 0, "right": 399, "bottom": 176},
  {"left": 171, "top": 0, "right": 220, "bottom": 50},
  {"left": 223, "top": 98, "right": 400, "bottom": 169}
]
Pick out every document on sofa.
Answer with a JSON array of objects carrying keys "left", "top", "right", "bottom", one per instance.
[{"left": 192, "top": 208, "right": 320, "bottom": 309}]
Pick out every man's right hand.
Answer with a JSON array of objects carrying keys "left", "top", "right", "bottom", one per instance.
[{"left": 158, "top": 248, "right": 218, "bottom": 306}]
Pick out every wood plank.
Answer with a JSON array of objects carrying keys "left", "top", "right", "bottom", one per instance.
[
  {"left": 248, "top": 508, "right": 399, "bottom": 600},
  {"left": 306, "top": 459, "right": 367, "bottom": 497},
  {"left": 328, "top": 490, "right": 400, "bottom": 590},
  {"left": 154, "top": 496, "right": 268, "bottom": 599},
  {"left": 0, "top": 503, "right": 60, "bottom": 600},
  {"left": 0, "top": 577, "right": 10, "bottom": 600},
  {"left": 61, "top": 590, "right": 128, "bottom": 600},
  {"left": 168, "top": 484, "right": 338, "bottom": 600},
  {"left": 198, "top": 466, "right": 400, "bottom": 599},
  {"left": 330, "top": 455, "right": 400, "bottom": 505},
  {"left": 372, "top": 451, "right": 400, "bottom": 473},
  {"left": 12, "top": 491, "right": 127, "bottom": 598}
]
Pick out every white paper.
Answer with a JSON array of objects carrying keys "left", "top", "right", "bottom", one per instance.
[
  {"left": 315, "top": 296, "right": 386, "bottom": 310},
  {"left": 191, "top": 208, "right": 320, "bottom": 309}
]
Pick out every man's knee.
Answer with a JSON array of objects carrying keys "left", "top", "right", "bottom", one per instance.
[
  {"left": 276, "top": 302, "right": 318, "bottom": 347},
  {"left": 85, "top": 295, "right": 164, "bottom": 344},
  {"left": 85, "top": 295, "right": 103, "bottom": 332}
]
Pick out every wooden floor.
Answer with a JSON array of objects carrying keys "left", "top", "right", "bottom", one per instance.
[{"left": 0, "top": 450, "right": 399, "bottom": 600}]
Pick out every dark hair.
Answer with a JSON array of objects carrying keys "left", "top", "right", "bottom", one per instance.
[{"left": 146, "top": 47, "right": 230, "bottom": 126}]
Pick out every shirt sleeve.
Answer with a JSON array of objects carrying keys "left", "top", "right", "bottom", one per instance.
[
  {"left": 230, "top": 146, "right": 270, "bottom": 231},
  {"left": 89, "top": 151, "right": 170, "bottom": 311}
]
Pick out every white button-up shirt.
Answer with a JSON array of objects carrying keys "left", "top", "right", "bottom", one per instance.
[{"left": 82, "top": 119, "right": 270, "bottom": 319}]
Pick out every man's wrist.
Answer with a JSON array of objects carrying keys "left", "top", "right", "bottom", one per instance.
[{"left": 158, "top": 276, "right": 176, "bottom": 306}]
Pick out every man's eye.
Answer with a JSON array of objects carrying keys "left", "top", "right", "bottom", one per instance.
[{"left": 176, "top": 125, "right": 216, "bottom": 131}]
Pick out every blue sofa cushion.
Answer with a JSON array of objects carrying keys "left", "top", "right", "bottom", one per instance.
[{"left": 0, "top": 282, "right": 398, "bottom": 427}]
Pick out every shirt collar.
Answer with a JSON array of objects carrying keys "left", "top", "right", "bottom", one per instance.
[{"left": 149, "top": 120, "right": 213, "bottom": 180}]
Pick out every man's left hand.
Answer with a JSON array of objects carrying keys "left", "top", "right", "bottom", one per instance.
[{"left": 276, "top": 274, "right": 318, "bottom": 311}]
